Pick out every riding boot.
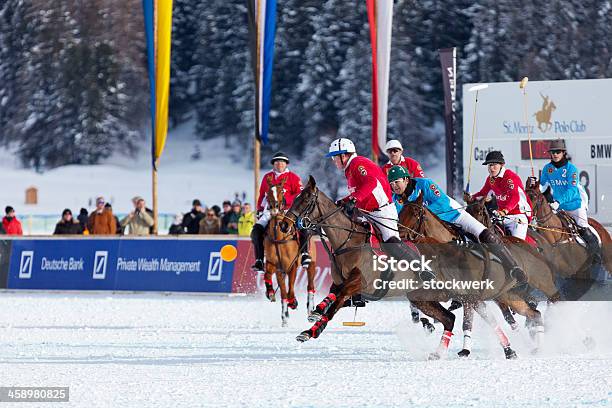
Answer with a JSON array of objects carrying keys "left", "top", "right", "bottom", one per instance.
[
  {"left": 298, "top": 229, "right": 312, "bottom": 267},
  {"left": 578, "top": 226, "right": 602, "bottom": 266},
  {"left": 250, "top": 223, "right": 265, "bottom": 271},
  {"left": 383, "top": 236, "right": 435, "bottom": 281},
  {"left": 479, "top": 229, "right": 528, "bottom": 289}
]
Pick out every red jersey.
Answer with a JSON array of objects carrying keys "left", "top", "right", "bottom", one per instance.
[
  {"left": 472, "top": 167, "right": 532, "bottom": 219},
  {"left": 343, "top": 155, "right": 393, "bottom": 211},
  {"left": 381, "top": 156, "right": 425, "bottom": 178},
  {"left": 256, "top": 170, "right": 303, "bottom": 212},
  {"left": 2, "top": 216, "right": 23, "bottom": 235}
]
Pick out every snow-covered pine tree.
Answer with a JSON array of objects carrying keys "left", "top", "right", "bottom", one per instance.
[
  {"left": 297, "top": 0, "right": 365, "bottom": 145},
  {"left": 170, "top": 0, "right": 200, "bottom": 127}
]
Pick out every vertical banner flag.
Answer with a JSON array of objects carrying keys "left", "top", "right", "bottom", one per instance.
[
  {"left": 143, "top": 0, "right": 173, "bottom": 168},
  {"left": 366, "top": 0, "right": 393, "bottom": 160},
  {"left": 440, "top": 47, "right": 458, "bottom": 196},
  {"left": 247, "top": 0, "right": 278, "bottom": 145}
]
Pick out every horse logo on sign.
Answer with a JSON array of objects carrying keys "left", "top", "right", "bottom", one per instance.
[{"left": 534, "top": 92, "right": 556, "bottom": 132}]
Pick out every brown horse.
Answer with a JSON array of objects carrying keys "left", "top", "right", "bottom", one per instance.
[
  {"left": 398, "top": 192, "right": 561, "bottom": 354},
  {"left": 263, "top": 178, "right": 316, "bottom": 326},
  {"left": 524, "top": 180, "right": 612, "bottom": 282},
  {"left": 284, "top": 176, "right": 542, "bottom": 359}
]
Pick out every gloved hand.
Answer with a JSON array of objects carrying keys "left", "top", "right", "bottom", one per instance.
[
  {"left": 343, "top": 198, "right": 357, "bottom": 215},
  {"left": 493, "top": 209, "right": 508, "bottom": 218},
  {"left": 463, "top": 191, "right": 472, "bottom": 203},
  {"left": 335, "top": 196, "right": 350, "bottom": 207},
  {"left": 550, "top": 201, "right": 560, "bottom": 211},
  {"left": 526, "top": 176, "right": 538, "bottom": 189}
]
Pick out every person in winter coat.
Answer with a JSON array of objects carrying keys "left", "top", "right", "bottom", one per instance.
[
  {"left": 120, "top": 197, "right": 154, "bottom": 236},
  {"left": 87, "top": 197, "right": 116, "bottom": 235},
  {"left": 2, "top": 206, "right": 23, "bottom": 235},
  {"left": 182, "top": 199, "right": 205, "bottom": 234},
  {"left": 105, "top": 203, "right": 123, "bottom": 235},
  {"left": 53, "top": 209, "right": 83, "bottom": 235},
  {"left": 77, "top": 208, "right": 90, "bottom": 234},
  {"left": 238, "top": 203, "right": 255, "bottom": 237},
  {"left": 199, "top": 209, "right": 221, "bottom": 234},
  {"left": 225, "top": 201, "right": 242, "bottom": 234},
  {"left": 168, "top": 213, "right": 185, "bottom": 235},
  {"left": 220, "top": 200, "right": 232, "bottom": 234}
]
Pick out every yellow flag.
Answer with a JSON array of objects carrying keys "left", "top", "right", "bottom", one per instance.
[{"left": 154, "top": 0, "right": 173, "bottom": 161}]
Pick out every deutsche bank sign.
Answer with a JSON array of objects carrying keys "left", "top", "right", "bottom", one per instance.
[
  {"left": 93, "top": 251, "right": 108, "bottom": 280},
  {"left": 19, "top": 251, "right": 34, "bottom": 279}
]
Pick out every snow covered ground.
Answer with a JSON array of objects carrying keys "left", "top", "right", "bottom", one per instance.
[{"left": 0, "top": 292, "right": 609, "bottom": 407}]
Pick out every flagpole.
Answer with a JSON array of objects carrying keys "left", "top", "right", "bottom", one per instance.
[
  {"left": 152, "top": 160, "right": 159, "bottom": 234},
  {"left": 152, "top": 0, "right": 159, "bottom": 234},
  {"left": 254, "top": 138, "right": 260, "bottom": 205}
]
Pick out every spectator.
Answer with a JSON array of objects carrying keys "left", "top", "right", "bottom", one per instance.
[
  {"left": 77, "top": 208, "right": 90, "bottom": 235},
  {"left": 87, "top": 197, "right": 116, "bottom": 235},
  {"left": 238, "top": 203, "right": 255, "bottom": 236},
  {"left": 105, "top": 203, "right": 123, "bottom": 235},
  {"left": 211, "top": 205, "right": 222, "bottom": 217},
  {"left": 2, "top": 206, "right": 22, "bottom": 235},
  {"left": 53, "top": 209, "right": 83, "bottom": 235},
  {"left": 120, "top": 196, "right": 154, "bottom": 236},
  {"left": 199, "top": 208, "right": 221, "bottom": 234},
  {"left": 131, "top": 196, "right": 155, "bottom": 234},
  {"left": 226, "top": 200, "right": 242, "bottom": 234},
  {"left": 182, "top": 199, "right": 205, "bottom": 234},
  {"left": 220, "top": 200, "right": 232, "bottom": 234},
  {"left": 168, "top": 213, "right": 185, "bottom": 235}
]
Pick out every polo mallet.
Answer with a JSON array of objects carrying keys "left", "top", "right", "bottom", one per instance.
[
  {"left": 343, "top": 306, "right": 366, "bottom": 327},
  {"left": 465, "top": 83, "right": 489, "bottom": 193},
  {"left": 520, "top": 77, "right": 535, "bottom": 177}
]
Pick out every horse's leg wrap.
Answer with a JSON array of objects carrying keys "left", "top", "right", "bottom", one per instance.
[
  {"left": 287, "top": 297, "right": 298, "bottom": 310},
  {"left": 314, "top": 293, "right": 336, "bottom": 316},
  {"left": 264, "top": 278, "right": 275, "bottom": 301},
  {"left": 308, "top": 315, "right": 329, "bottom": 339}
]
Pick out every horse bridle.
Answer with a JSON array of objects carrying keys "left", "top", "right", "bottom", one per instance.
[{"left": 401, "top": 201, "right": 426, "bottom": 240}]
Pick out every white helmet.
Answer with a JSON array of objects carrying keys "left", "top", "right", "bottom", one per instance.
[
  {"left": 326, "top": 138, "right": 356, "bottom": 157},
  {"left": 384, "top": 139, "right": 403, "bottom": 153}
]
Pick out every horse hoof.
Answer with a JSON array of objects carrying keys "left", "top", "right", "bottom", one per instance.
[
  {"left": 296, "top": 332, "right": 311, "bottom": 342},
  {"left": 282, "top": 320, "right": 288, "bottom": 328},
  {"left": 428, "top": 352, "right": 441, "bottom": 361},
  {"left": 457, "top": 349, "right": 471, "bottom": 358},
  {"left": 504, "top": 347, "right": 518, "bottom": 360},
  {"left": 411, "top": 312, "right": 420, "bottom": 324},
  {"left": 421, "top": 318, "right": 435, "bottom": 333},
  {"left": 267, "top": 292, "right": 276, "bottom": 302},
  {"left": 510, "top": 322, "right": 519, "bottom": 331},
  {"left": 308, "top": 312, "right": 322, "bottom": 323}
]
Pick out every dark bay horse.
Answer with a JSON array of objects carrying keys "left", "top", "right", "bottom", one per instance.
[
  {"left": 525, "top": 180, "right": 612, "bottom": 281},
  {"left": 284, "top": 176, "right": 541, "bottom": 359},
  {"left": 398, "top": 192, "right": 560, "bottom": 355},
  {"left": 264, "top": 179, "right": 316, "bottom": 326}
]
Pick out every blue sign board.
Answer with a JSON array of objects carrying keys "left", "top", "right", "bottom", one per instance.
[{"left": 8, "top": 239, "right": 236, "bottom": 293}]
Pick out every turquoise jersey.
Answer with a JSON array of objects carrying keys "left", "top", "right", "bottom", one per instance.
[
  {"left": 540, "top": 161, "right": 584, "bottom": 211},
  {"left": 393, "top": 178, "right": 462, "bottom": 223}
]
